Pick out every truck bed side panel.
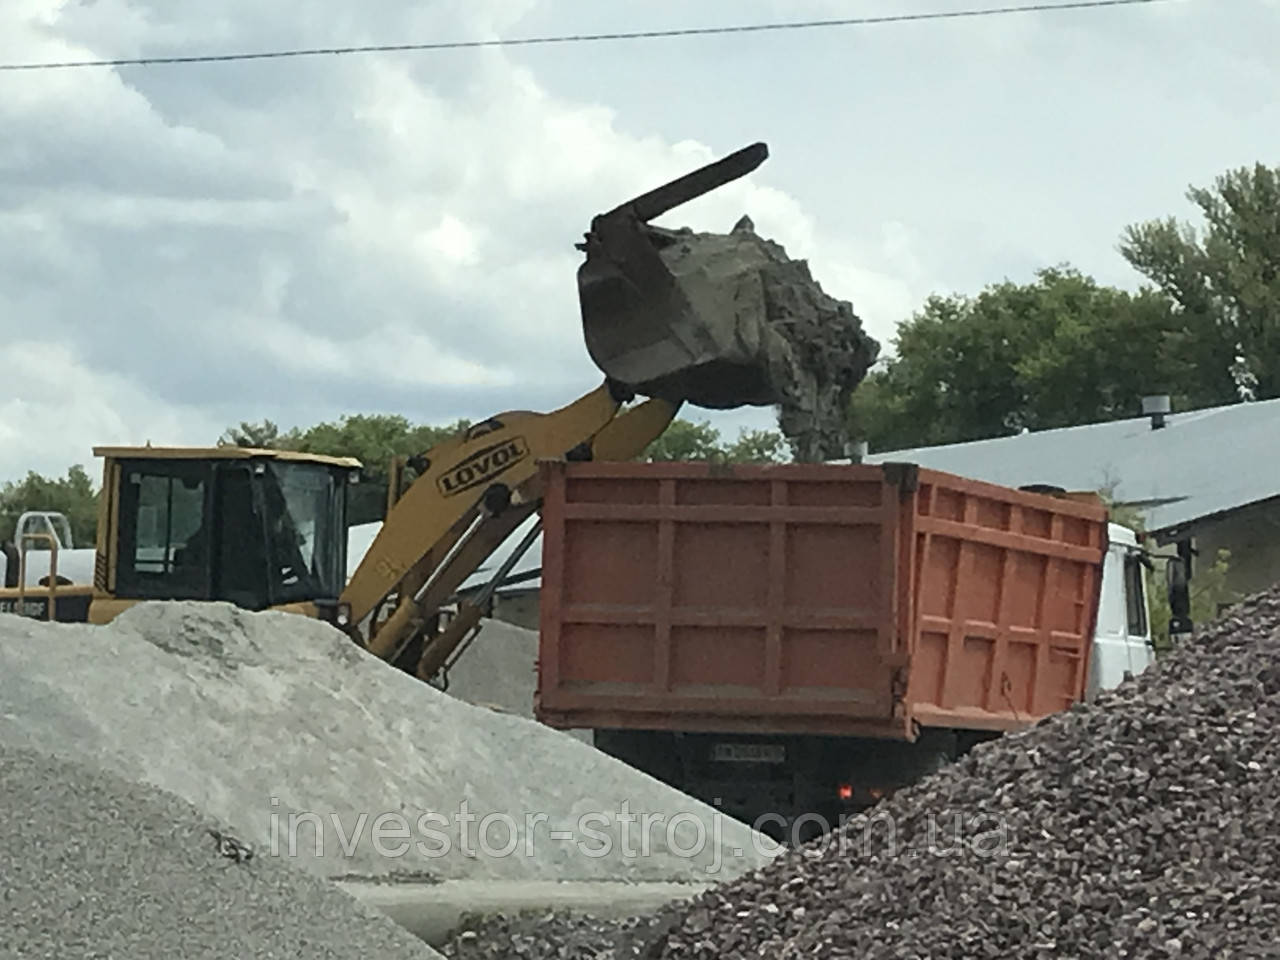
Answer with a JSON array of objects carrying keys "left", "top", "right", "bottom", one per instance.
[
  {"left": 905, "top": 470, "right": 1107, "bottom": 732},
  {"left": 535, "top": 462, "right": 909, "bottom": 736},
  {"left": 535, "top": 461, "right": 1108, "bottom": 739}
]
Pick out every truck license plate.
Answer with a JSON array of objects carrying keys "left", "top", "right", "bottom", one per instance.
[{"left": 712, "top": 743, "right": 786, "bottom": 763}]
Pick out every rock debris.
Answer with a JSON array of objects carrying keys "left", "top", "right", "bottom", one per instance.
[
  {"left": 444, "top": 583, "right": 1280, "bottom": 958},
  {"left": 0, "top": 601, "right": 771, "bottom": 885},
  {"left": 652, "top": 216, "right": 880, "bottom": 462},
  {"left": 0, "top": 739, "right": 444, "bottom": 960}
]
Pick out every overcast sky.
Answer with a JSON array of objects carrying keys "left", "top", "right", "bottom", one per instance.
[{"left": 2, "top": 0, "right": 1277, "bottom": 481}]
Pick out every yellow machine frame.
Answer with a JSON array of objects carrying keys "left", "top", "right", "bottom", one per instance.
[{"left": 0, "top": 384, "right": 679, "bottom": 684}]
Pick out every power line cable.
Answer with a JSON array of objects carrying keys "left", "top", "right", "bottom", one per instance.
[{"left": 0, "top": 0, "right": 1176, "bottom": 72}]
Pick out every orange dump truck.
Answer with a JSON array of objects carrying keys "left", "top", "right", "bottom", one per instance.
[{"left": 533, "top": 459, "right": 1155, "bottom": 838}]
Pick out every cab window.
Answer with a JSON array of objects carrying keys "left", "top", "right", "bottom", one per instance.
[
  {"left": 115, "top": 461, "right": 212, "bottom": 600},
  {"left": 1123, "top": 554, "right": 1148, "bottom": 637}
]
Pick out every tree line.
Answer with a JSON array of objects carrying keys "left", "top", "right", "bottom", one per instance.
[
  {"left": 5, "top": 161, "right": 1277, "bottom": 540},
  {"left": 852, "top": 161, "right": 1278, "bottom": 450}
]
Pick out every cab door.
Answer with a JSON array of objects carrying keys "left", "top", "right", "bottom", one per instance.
[
  {"left": 113, "top": 459, "right": 214, "bottom": 601},
  {"left": 1121, "top": 549, "right": 1156, "bottom": 677}
]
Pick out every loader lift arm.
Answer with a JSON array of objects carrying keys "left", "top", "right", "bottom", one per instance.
[
  {"left": 338, "top": 141, "right": 773, "bottom": 682},
  {"left": 339, "top": 383, "right": 680, "bottom": 680},
  {"left": 0, "top": 141, "right": 774, "bottom": 675}
]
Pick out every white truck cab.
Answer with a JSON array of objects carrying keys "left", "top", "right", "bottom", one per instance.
[{"left": 1087, "top": 522, "right": 1156, "bottom": 698}]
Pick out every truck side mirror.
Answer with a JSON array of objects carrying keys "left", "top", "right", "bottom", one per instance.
[{"left": 1166, "top": 556, "right": 1193, "bottom": 640}]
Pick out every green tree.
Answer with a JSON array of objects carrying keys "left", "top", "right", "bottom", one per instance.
[
  {"left": 1120, "top": 162, "right": 1280, "bottom": 404},
  {"left": 642, "top": 418, "right": 788, "bottom": 464},
  {"left": 219, "top": 419, "right": 282, "bottom": 448},
  {"left": 0, "top": 465, "right": 99, "bottom": 546},
  {"left": 221, "top": 414, "right": 471, "bottom": 477},
  {"left": 724, "top": 428, "right": 788, "bottom": 464},
  {"left": 848, "top": 267, "right": 1185, "bottom": 452},
  {"left": 283, "top": 414, "right": 471, "bottom": 473},
  {"left": 642, "top": 418, "right": 724, "bottom": 462}
]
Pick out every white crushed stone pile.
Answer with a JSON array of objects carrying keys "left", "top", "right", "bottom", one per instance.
[
  {"left": 647, "top": 583, "right": 1280, "bottom": 958},
  {"left": 0, "top": 739, "right": 443, "bottom": 960},
  {"left": 441, "top": 619, "right": 590, "bottom": 742},
  {"left": 0, "top": 601, "right": 771, "bottom": 885}
]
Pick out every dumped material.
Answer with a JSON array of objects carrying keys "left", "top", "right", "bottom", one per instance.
[
  {"left": 580, "top": 214, "right": 879, "bottom": 462},
  {"left": 442, "top": 908, "right": 680, "bottom": 960},
  {"left": 0, "top": 739, "right": 443, "bottom": 959},
  {"left": 0, "top": 601, "right": 771, "bottom": 885},
  {"left": 439, "top": 583, "right": 1280, "bottom": 958},
  {"left": 441, "top": 618, "right": 590, "bottom": 743},
  {"left": 648, "top": 583, "right": 1280, "bottom": 958}
]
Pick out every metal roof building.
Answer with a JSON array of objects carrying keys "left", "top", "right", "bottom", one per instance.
[
  {"left": 864, "top": 396, "right": 1280, "bottom": 543},
  {"left": 346, "top": 396, "right": 1280, "bottom": 614}
]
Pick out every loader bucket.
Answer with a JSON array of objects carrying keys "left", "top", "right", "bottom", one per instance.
[{"left": 576, "top": 143, "right": 781, "bottom": 409}]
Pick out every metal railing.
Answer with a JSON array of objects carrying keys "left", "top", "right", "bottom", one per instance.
[{"left": 16, "top": 531, "right": 59, "bottom": 621}]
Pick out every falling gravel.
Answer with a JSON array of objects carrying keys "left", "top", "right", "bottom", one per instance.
[
  {"left": 0, "top": 739, "right": 443, "bottom": 960},
  {"left": 0, "top": 601, "right": 772, "bottom": 886},
  {"left": 651, "top": 216, "right": 880, "bottom": 462},
  {"left": 580, "top": 214, "right": 879, "bottom": 462},
  {"left": 644, "top": 583, "right": 1280, "bottom": 959}
]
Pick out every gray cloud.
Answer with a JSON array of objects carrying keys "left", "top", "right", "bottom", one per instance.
[{"left": 2, "top": 0, "right": 1278, "bottom": 481}]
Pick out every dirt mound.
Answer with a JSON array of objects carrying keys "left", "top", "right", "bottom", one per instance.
[
  {"left": 0, "top": 601, "right": 773, "bottom": 886},
  {"left": 0, "top": 739, "right": 442, "bottom": 959}
]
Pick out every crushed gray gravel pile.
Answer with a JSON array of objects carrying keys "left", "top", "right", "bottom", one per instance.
[
  {"left": 0, "top": 739, "right": 443, "bottom": 960},
  {"left": 441, "top": 584, "right": 1280, "bottom": 958},
  {"left": 646, "top": 583, "right": 1280, "bottom": 958},
  {"left": 0, "top": 601, "right": 771, "bottom": 885},
  {"left": 440, "top": 907, "right": 681, "bottom": 960}
]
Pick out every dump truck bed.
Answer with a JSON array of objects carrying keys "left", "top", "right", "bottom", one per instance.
[{"left": 534, "top": 460, "right": 1108, "bottom": 740}]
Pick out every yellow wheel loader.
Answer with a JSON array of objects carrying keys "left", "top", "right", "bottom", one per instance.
[{"left": 0, "top": 142, "right": 776, "bottom": 684}]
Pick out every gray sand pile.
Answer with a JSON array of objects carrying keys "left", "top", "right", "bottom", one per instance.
[
  {"left": 0, "top": 601, "right": 772, "bottom": 885},
  {"left": 437, "top": 618, "right": 592, "bottom": 743},
  {"left": 440, "top": 582, "right": 1280, "bottom": 958},
  {"left": 0, "top": 739, "right": 442, "bottom": 960},
  {"left": 431, "top": 617, "right": 539, "bottom": 717}
]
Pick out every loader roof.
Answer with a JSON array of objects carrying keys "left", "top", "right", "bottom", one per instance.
[{"left": 91, "top": 445, "right": 363, "bottom": 470}]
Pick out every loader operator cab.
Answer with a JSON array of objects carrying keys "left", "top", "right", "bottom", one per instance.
[{"left": 96, "top": 447, "right": 360, "bottom": 620}]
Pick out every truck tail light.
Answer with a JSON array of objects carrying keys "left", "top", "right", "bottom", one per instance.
[{"left": 838, "top": 783, "right": 853, "bottom": 800}]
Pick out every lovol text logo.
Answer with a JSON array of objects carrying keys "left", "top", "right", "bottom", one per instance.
[{"left": 437, "top": 436, "right": 530, "bottom": 497}]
